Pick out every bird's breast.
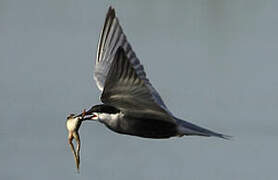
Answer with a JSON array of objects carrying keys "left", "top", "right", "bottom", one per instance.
[
  {"left": 99, "top": 112, "right": 124, "bottom": 130},
  {"left": 105, "top": 114, "right": 178, "bottom": 139}
]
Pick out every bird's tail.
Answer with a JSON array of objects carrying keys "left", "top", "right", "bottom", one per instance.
[{"left": 175, "top": 118, "right": 231, "bottom": 140}]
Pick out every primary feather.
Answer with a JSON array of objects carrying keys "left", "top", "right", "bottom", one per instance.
[{"left": 94, "top": 7, "right": 171, "bottom": 114}]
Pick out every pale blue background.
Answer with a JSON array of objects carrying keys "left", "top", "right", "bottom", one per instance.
[{"left": 1, "top": 0, "right": 277, "bottom": 179}]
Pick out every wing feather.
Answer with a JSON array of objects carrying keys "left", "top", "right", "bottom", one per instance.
[
  {"left": 101, "top": 48, "right": 174, "bottom": 123},
  {"left": 94, "top": 7, "right": 172, "bottom": 116}
]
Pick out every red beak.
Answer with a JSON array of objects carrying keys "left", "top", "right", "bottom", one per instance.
[{"left": 91, "top": 114, "right": 97, "bottom": 119}]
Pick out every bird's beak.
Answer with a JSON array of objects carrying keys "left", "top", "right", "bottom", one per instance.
[
  {"left": 78, "top": 109, "right": 97, "bottom": 120},
  {"left": 83, "top": 114, "right": 97, "bottom": 120}
]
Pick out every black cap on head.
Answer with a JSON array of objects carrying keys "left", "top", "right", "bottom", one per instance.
[{"left": 87, "top": 104, "right": 120, "bottom": 114}]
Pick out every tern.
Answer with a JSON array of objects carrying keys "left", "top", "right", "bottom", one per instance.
[{"left": 66, "top": 6, "right": 230, "bottom": 172}]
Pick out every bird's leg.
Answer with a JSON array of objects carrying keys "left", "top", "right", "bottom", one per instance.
[
  {"left": 68, "top": 132, "right": 79, "bottom": 173},
  {"left": 73, "top": 131, "right": 81, "bottom": 173}
]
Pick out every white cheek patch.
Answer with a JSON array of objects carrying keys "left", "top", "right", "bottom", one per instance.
[{"left": 98, "top": 112, "right": 123, "bottom": 123}]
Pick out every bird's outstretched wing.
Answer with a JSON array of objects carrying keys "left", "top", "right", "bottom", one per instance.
[
  {"left": 101, "top": 48, "right": 174, "bottom": 123},
  {"left": 94, "top": 7, "right": 173, "bottom": 120}
]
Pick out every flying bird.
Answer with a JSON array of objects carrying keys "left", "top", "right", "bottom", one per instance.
[{"left": 66, "top": 6, "right": 230, "bottom": 172}]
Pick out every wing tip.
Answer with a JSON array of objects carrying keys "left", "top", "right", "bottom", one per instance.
[
  {"left": 96, "top": 6, "right": 116, "bottom": 62},
  {"left": 103, "top": 6, "right": 116, "bottom": 31},
  {"left": 107, "top": 6, "right": 116, "bottom": 19}
]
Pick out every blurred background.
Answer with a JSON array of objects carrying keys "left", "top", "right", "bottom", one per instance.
[{"left": 1, "top": 0, "right": 278, "bottom": 179}]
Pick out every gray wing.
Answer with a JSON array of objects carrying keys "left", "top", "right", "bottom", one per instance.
[
  {"left": 94, "top": 7, "right": 172, "bottom": 117},
  {"left": 101, "top": 48, "right": 174, "bottom": 123}
]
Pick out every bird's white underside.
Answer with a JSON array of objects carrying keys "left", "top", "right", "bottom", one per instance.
[{"left": 98, "top": 112, "right": 124, "bottom": 123}]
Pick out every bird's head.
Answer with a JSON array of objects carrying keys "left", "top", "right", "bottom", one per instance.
[
  {"left": 81, "top": 104, "right": 120, "bottom": 122},
  {"left": 80, "top": 110, "right": 99, "bottom": 121}
]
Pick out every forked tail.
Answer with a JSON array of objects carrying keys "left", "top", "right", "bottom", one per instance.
[{"left": 175, "top": 118, "right": 231, "bottom": 140}]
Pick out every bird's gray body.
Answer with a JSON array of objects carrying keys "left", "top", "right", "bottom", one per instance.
[
  {"left": 86, "top": 103, "right": 228, "bottom": 139},
  {"left": 106, "top": 116, "right": 177, "bottom": 139},
  {"left": 102, "top": 113, "right": 228, "bottom": 139},
  {"left": 99, "top": 110, "right": 178, "bottom": 138}
]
